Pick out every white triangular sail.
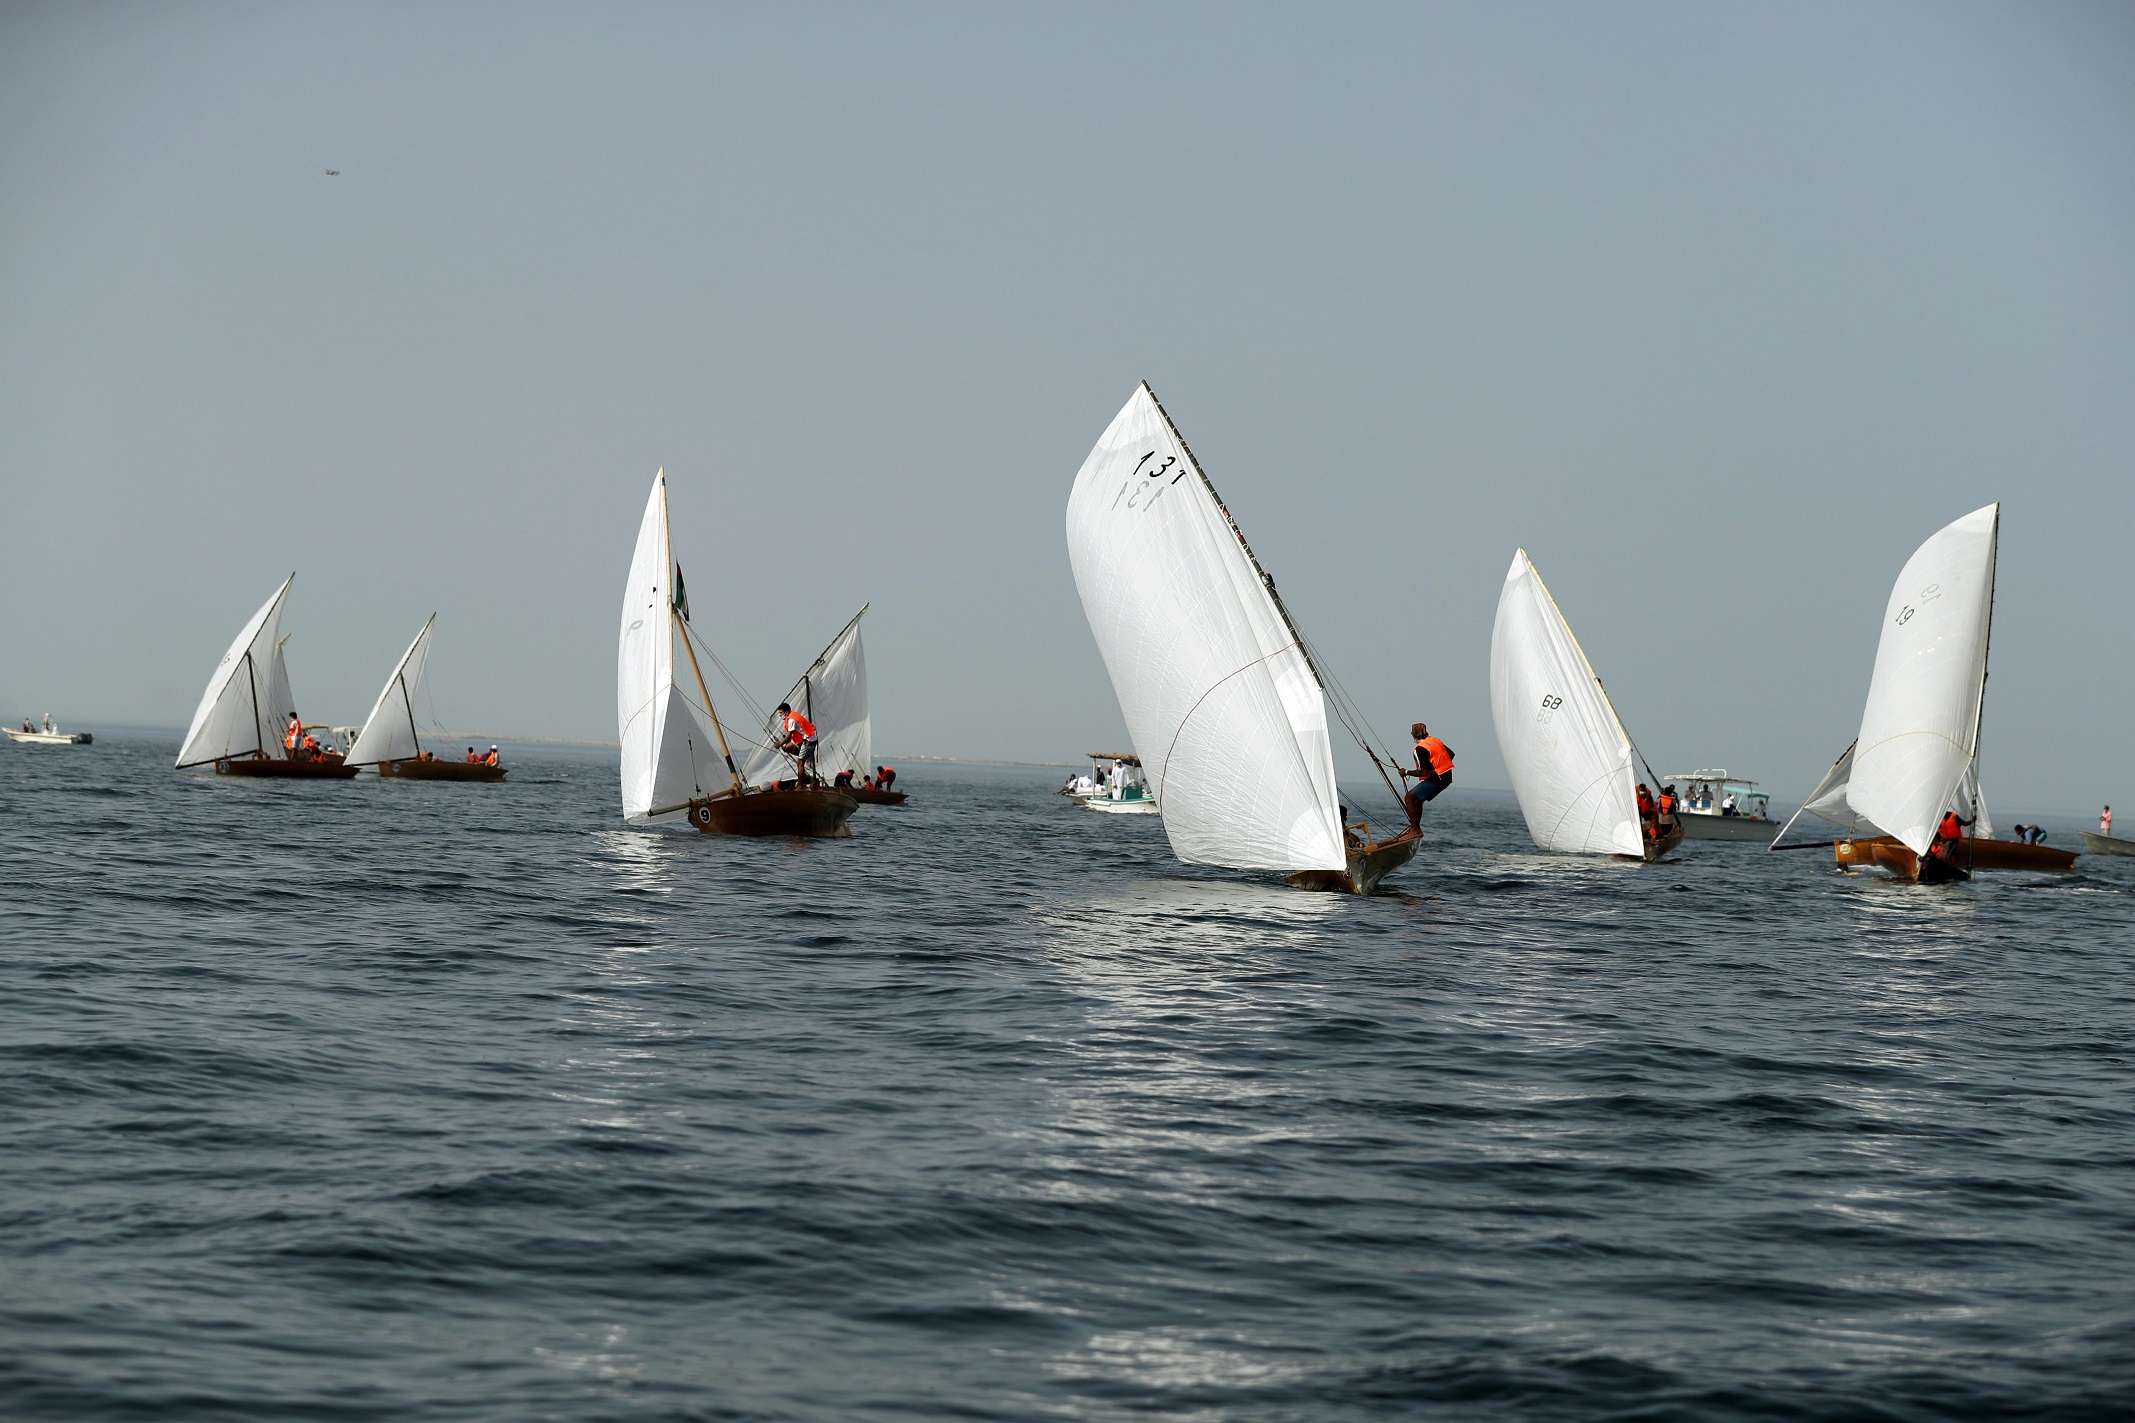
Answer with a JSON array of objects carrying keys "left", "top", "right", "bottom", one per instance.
[
  {"left": 1773, "top": 740, "right": 1884, "bottom": 845},
  {"left": 617, "top": 469, "right": 724, "bottom": 824},
  {"left": 1065, "top": 383, "right": 1344, "bottom": 873},
  {"left": 1796, "top": 505, "right": 1998, "bottom": 856},
  {"left": 741, "top": 607, "right": 871, "bottom": 789},
  {"left": 1489, "top": 550, "right": 1645, "bottom": 857},
  {"left": 347, "top": 616, "right": 437, "bottom": 766},
  {"left": 176, "top": 575, "right": 295, "bottom": 768}
]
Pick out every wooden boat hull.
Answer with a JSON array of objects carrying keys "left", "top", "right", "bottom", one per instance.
[
  {"left": 215, "top": 754, "right": 359, "bottom": 780},
  {"left": 844, "top": 787, "right": 906, "bottom": 806},
  {"left": 1836, "top": 835, "right": 2077, "bottom": 881},
  {"left": 2078, "top": 830, "right": 2135, "bottom": 857},
  {"left": 687, "top": 787, "right": 857, "bottom": 838},
  {"left": 1288, "top": 829, "right": 1422, "bottom": 895},
  {"left": 4, "top": 729, "right": 92, "bottom": 745},
  {"left": 377, "top": 758, "right": 508, "bottom": 782},
  {"left": 1625, "top": 820, "right": 1686, "bottom": 861},
  {"left": 1676, "top": 812, "right": 1776, "bottom": 843}
]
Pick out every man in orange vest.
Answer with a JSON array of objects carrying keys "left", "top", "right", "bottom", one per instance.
[
  {"left": 877, "top": 765, "right": 896, "bottom": 791},
  {"left": 1399, "top": 722, "right": 1454, "bottom": 831},
  {"left": 485, "top": 745, "right": 500, "bottom": 767},
  {"left": 466, "top": 746, "right": 478, "bottom": 764},
  {"left": 776, "top": 703, "right": 818, "bottom": 782},
  {"left": 1928, "top": 808, "right": 1971, "bottom": 863},
  {"left": 285, "top": 714, "right": 303, "bottom": 755}
]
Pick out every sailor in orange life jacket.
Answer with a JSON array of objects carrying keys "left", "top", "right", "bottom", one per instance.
[
  {"left": 1928, "top": 808, "right": 1972, "bottom": 861},
  {"left": 1635, "top": 783, "right": 1656, "bottom": 838},
  {"left": 876, "top": 765, "right": 896, "bottom": 791},
  {"left": 1657, "top": 784, "right": 1679, "bottom": 818},
  {"left": 775, "top": 703, "right": 819, "bottom": 782},
  {"left": 465, "top": 747, "right": 478, "bottom": 764},
  {"left": 300, "top": 733, "right": 320, "bottom": 759},
  {"left": 286, "top": 714, "right": 303, "bottom": 755},
  {"left": 832, "top": 768, "right": 855, "bottom": 789},
  {"left": 1398, "top": 723, "right": 1454, "bottom": 831},
  {"left": 485, "top": 745, "right": 500, "bottom": 767}
]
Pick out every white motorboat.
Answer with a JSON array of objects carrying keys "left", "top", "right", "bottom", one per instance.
[
  {"left": 1664, "top": 770, "right": 1777, "bottom": 842},
  {"left": 1064, "top": 752, "right": 1160, "bottom": 814},
  {"left": 4, "top": 714, "right": 92, "bottom": 745}
]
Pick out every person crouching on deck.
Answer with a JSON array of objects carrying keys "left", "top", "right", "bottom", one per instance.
[
  {"left": 775, "top": 704, "right": 819, "bottom": 783},
  {"left": 1398, "top": 723, "right": 1454, "bottom": 832}
]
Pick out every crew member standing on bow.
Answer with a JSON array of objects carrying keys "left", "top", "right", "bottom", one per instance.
[
  {"left": 1398, "top": 722, "right": 1454, "bottom": 832},
  {"left": 775, "top": 703, "right": 819, "bottom": 784},
  {"left": 1928, "top": 807, "right": 1972, "bottom": 864}
]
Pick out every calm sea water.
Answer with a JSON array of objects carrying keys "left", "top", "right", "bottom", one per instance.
[{"left": 4, "top": 732, "right": 2134, "bottom": 1421}]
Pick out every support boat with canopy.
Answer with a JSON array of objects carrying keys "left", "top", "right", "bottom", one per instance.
[{"left": 1065, "top": 383, "right": 1420, "bottom": 895}]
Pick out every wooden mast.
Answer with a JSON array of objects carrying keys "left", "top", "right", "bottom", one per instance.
[{"left": 661, "top": 474, "right": 746, "bottom": 796}]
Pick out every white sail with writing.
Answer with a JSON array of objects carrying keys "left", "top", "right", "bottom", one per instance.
[
  {"left": 1489, "top": 550, "right": 1644, "bottom": 856},
  {"left": 741, "top": 607, "right": 870, "bottom": 789},
  {"left": 1065, "top": 383, "right": 1343, "bottom": 873},
  {"left": 347, "top": 616, "right": 437, "bottom": 766},
  {"left": 617, "top": 469, "right": 721, "bottom": 824},
  {"left": 1848, "top": 504, "right": 1999, "bottom": 856},
  {"left": 176, "top": 575, "right": 294, "bottom": 768}
]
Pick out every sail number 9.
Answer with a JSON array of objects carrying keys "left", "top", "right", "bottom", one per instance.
[{"left": 1111, "top": 451, "right": 1190, "bottom": 513}]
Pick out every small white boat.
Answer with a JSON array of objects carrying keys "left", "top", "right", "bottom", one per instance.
[
  {"left": 1664, "top": 770, "right": 1777, "bottom": 842},
  {"left": 4, "top": 714, "right": 92, "bottom": 745},
  {"left": 1065, "top": 752, "right": 1160, "bottom": 814}
]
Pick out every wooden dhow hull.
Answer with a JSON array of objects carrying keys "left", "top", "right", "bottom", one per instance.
[
  {"left": 2077, "top": 830, "right": 2135, "bottom": 857},
  {"left": 1835, "top": 835, "right": 2078, "bottom": 881},
  {"left": 686, "top": 787, "right": 857, "bottom": 838},
  {"left": 844, "top": 787, "right": 907, "bottom": 806},
  {"left": 215, "top": 753, "right": 358, "bottom": 780},
  {"left": 1288, "top": 829, "right": 1422, "bottom": 895},
  {"left": 1639, "top": 820, "right": 1686, "bottom": 862},
  {"left": 377, "top": 758, "right": 508, "bottom": 782}
]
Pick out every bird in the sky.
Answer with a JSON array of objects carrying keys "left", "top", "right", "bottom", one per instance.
[{"left": 325, "top": 169, "right": 340, "bottom": 176}]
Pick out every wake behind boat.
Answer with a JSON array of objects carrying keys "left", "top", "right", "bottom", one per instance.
[
  {"left": 345, "top": 615, "right": 506, "bottom": 781},
  {"left": 1490, "top": 551, "right": 1682, "bottom": 862},
  {"left": 618, "top": 469, "right": 856, "bottom": 838},
  {"left": 175, "top": 575, "right": 357, "bottom": 780},
  {"left": 1065, "top": 383, "right": 1418, "bottom": 894},
  {"left": 1772, "top": 504, "right": 2074, "bottom": 882},
  {"left": 5, "top": 715, "right": 92, "bottom": 746}
]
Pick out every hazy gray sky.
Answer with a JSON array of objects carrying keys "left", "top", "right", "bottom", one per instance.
[{"left": 3, "top": 2, "right": 2130, "bottom": 810}]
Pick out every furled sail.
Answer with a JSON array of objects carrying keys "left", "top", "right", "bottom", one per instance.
[
  {"left": 176, "top": 575, "right": 295, "bottom": 768},
  {"left": 347, "top": 615, "right": 437, "bottom": 766},
  {"left": 617, "top": 469, "right": 722, "bottom": 824},
  {"left": 741, "top": 606, "right": 871, "bottom": 789},
  {"left": 1489, "top": 550, "right": 1645, "bottom": 857},
  {"left": 1778, "top": 505, "right": 1999, "bottom": 856},
  {"left": 1065, "top": 383, "right": 1344, "bottom": 873}
]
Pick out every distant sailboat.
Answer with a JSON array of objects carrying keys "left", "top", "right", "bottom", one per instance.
[
  {"left": 176, "top": 574, "right": 356, "bottom": 778},
  {"left": 738, "top": 607, "right": 903, "bottom": 805},
  {"left": 618, "top": 469, "right": 857, "bottom": 837},
  {"left": 345, "top": 615, "right": 505, "bottom": 781},
  {"left": 1065, "top": 383, "right": 1420, "bottom": 894},
  {"left": 1772, "top": 504, "right": 2074, "bottom": 880},
  {"left": 1490, "top": 550, "right": 1680, "bottom": 861}
]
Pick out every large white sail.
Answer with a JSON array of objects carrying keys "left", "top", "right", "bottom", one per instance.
[
  {"left": 1065, "top": 383, "right": 1344, "bottom": 873},
  {"left": 1848, "top": 504, "right": 2000, "bottom": 855},
  {"left": 617, "top": 470, "right": 723, "bottom": 824},
  {"left": 347, "top": 615, "right": 437, "bottom": 766},
  {"left": 741, "top": 607, "right": 871, "bottom": 789},
  {"left": 1489, "top": 550, "right": 1645, "bottom": 857},
  {"left": 175, "top": 575, "right": 295, "bottom": 768}
]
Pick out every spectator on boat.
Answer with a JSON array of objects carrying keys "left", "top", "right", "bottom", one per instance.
[
  {"left": 1399, "top": 722, "right": 1454, "bottom": 830},
  {"left": 1720, "top": 791, "right": 1738, "bottom": 817},
  {"left": 2103, "top": 806, "right": 2114, "bottom": 836},
  {"left": 485, "top": 745, "right": 500, "bottom": 767}
]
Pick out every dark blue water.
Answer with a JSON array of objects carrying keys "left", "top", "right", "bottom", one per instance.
[{"left": 5, "top": 732, "right": 2134, "bottom": 1421}]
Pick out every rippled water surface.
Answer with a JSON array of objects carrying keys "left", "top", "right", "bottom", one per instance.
[{"left": 5, "top": 733, "right": 2135, "bottom": 1421}]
